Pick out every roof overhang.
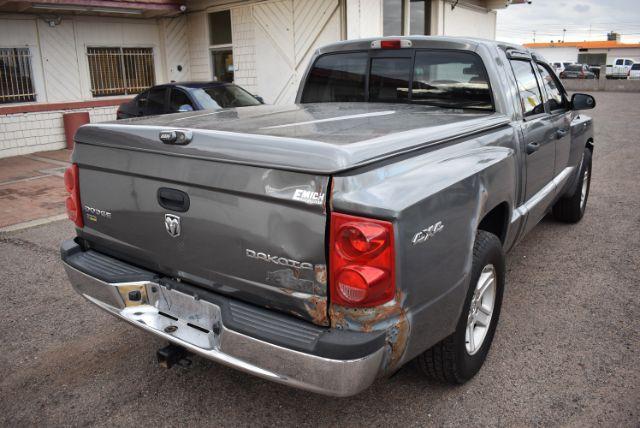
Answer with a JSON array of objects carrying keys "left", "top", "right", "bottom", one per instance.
[
  {"left": 484, "top": 0, "right": 531, "bottom": 10},
  {"left": 0, "top": 0, "right": 184, "bottom": 18}
]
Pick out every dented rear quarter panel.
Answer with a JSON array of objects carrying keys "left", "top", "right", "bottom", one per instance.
[{"left": 331, "top": 126, "right": 520, "bottom": 369}]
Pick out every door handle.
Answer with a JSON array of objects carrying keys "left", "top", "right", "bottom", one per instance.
[
  {"left": 157, "top": 188, "right": 190, "bottom": 212},
  {"left": 526, "top": 142, "right": 540, "bottom": 155},
  {"left": 556, "top": 129, "right": 568, "bottom": 139}
]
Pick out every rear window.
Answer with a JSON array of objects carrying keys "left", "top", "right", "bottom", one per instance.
[
  {"left": 302, "top": 50, "right": 493, "bottom": 110},
  {"left": 565, "top": 65, "right": 583, "bottom": 71},
  {"left": 301, "top": 52, "right": 368, "bottom": 103}
]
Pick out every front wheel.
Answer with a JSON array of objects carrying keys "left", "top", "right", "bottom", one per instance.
[
  {"left": 553, "top": 147, "right": 592, "bottom": 223},
  {"left": 416, "top": 230, "right": 505, "bottom": 383}
]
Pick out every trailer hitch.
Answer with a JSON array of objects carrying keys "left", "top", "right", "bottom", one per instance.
[{"left": 157, "top": 343, "right": 191, "bottom": 369}]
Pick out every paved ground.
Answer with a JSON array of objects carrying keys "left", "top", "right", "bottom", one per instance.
[
  {"left": 0, "top": 92, "right": 638, "bottom": 426},
  {"left": 0, "top": 149, "right": 70, "bottom": 229}
]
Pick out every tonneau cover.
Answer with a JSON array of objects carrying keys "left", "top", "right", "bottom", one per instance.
[{"left": 75, "top": 103, "right": 509, "bottom": 174}]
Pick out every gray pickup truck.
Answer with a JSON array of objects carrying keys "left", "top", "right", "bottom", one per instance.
[{"left": 61, "top": 37, "right": 595, "bottom": 396}]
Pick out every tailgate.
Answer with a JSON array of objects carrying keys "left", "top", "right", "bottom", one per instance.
[{"left": 73, "top": 142, "right": 330, "bottom": 326}]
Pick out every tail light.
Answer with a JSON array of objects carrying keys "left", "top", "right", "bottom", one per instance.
[
  {"left": 330, "top": 213, "right": 395, "bottom": 307},
  {"left": 64, "top": 164, "right": 83, "bottom": 228}
]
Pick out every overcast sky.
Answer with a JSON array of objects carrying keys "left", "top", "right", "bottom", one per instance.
[{"left": 496, "top": 0, "right": 640, "bottom": 45}]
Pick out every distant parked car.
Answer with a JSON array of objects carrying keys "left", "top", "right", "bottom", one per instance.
[
  {"left": 606, "top": 58, "right": 635, "bottom": 79},
  {"left": 628, "top": 63, "right": 640, "bottom": 80},
  {"left": 117, "top": 82, "right": 264, "bottom": 119},
  {"left": 559, "top": 64, "right": 596, "bottom": 79},
  {"left": 552, "top": 62, "right": 574, "bottom": 75}
]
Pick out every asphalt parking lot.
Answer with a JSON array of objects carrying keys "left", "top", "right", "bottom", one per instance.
[{"left": 1, "top": 92, "right": 638, "bottom": 427}]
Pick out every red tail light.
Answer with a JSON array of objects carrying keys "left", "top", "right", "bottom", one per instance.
[
  {"left": 330, "top": 213, "right": 395, "bottom": 307},
  {"left": 64, "top": 164, "right": 83, "bottom": 228}
]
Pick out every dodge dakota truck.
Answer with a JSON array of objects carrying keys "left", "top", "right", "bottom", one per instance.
[{"left": 61, "top": 37, "right": 595, "bottom": 396}]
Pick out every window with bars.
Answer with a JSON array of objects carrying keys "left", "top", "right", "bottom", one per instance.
[
  {"left": 0, "top": 47, "right": 36, "bottom": 104},
  {"left": 87, "top": 47, "right": 155, "bottom": 97}
]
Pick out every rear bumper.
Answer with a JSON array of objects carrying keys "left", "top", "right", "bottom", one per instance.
[{"left": 61, "top": 242, "right": 385, "bottom": 397}]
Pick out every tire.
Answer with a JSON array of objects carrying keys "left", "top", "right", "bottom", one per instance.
[
  {"left": 553, "top": 147, "right": 592, "bottom": 223},
  {"left": 416, "top": 231, "right": 505, "bottom": 383}
]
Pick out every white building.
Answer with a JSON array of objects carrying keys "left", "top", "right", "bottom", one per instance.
[
  {"left": 0, "top": 0, "right": 528, "bottom": 158},
  {"left": 524, "top": 40, "right": 640, "bottom": 67}
]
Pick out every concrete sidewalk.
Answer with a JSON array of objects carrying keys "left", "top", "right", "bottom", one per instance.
[{"left": 0, "top": 149, "right": 71, "bottom": 230}]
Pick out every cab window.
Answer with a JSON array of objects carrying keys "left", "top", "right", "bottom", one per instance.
[
  {"left": 536, "top": 62, "right": 566, "bottom": 111},
  {"left": 509, "top": 60, "right": 544, "bottom": 117},
  {"left": 301, "top": 52, "right": 368, "bottom": 103}
]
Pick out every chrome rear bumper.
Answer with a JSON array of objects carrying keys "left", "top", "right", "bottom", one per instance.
[{"left": 63, "top": 262, "right": 385, "bottom": 397}]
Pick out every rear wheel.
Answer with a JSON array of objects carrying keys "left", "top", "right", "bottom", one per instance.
[
  {"left": 416, "top": 231, "right": 505, "bottom": 383},
  {"left": 553, "top": 147, "right": 592, "bottom": 223}
]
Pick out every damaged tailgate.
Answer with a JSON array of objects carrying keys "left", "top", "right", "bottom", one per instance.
[{"left": 73, "top": 136, "right": 330, "bottom": 326}]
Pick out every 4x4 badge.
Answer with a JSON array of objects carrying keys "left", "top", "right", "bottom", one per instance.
[{"left": 164, "top": 214, "right": 181, "bottom": 237}]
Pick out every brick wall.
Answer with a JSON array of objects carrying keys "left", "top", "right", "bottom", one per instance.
[
  {"left": 0, "top": 106, "right": 117, "bottom": 158},
  {"left": 231, "top": 6, "right": 257, "bottom": 94},
  {"left": 188, "top": 12, "right": 211, "bottom": 81}
]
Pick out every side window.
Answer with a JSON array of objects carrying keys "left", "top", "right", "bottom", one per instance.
[
  {"left": 136, "top": 90, "right": 149, "bottom": 110},
  {"left": 510, "top": 60, "right": 544, "bottom": 117},
  {"left": 145, "top": 87, "right": 166, "bottom": 115},
  {"left": 615, "top": 59, "right": 623, "bottom": 65},
  {"left": 624, "top": 59, "right": 633, "bottom": 66},
  {"left": 169, "top": 89, "right": 194, "bottom": 113},
  {"left": 536, "top": 63, "right": 565, "bottom": 111}
]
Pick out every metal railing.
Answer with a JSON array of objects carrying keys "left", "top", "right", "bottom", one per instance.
[
  {"left": 87, "top": 47, "right": 155, "bottom": 97},
  {"left": 0, "top": 47, "right": 36, "bottom": 104}
]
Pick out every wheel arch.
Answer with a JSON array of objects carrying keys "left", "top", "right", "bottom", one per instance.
[{"left": 478, "top": 201, "right": 510, "bottom": 244}]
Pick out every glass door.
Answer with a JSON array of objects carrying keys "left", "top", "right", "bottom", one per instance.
[{"left": 211, "top": 50, "right": 234, "bottom": 82}]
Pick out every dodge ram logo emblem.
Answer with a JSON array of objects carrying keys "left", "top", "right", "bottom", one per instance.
[{"left": 164, "top": 214, "right": 181, "bottom": 237}]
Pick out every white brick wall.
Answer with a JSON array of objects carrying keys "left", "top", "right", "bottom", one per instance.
[
  {"left": 188, "top": 12, "right": 211, "bottom": 81},
  {"left": 0, "top": 106, "right": 117, "bottom": 158},
  {"left": 232, "top": 6, "right": 257, "bottom": 94}
]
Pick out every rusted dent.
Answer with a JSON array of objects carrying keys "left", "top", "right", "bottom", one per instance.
[
  {"left": 304, "top": 295, "right": 328, "bottom": 326},
  {"left": 329, "top": 291, "right": 409, "bottom": 372},
  {"left": 265, "top": 269, "right": 315, "bottom": 294}
]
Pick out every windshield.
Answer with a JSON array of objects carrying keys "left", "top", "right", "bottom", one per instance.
[
  {"left": 565, "top": 65, "right": 583, "bottom": 72},
  {"left": 191, "top": 85, "right": 262, "bottom": 109},
  {"left": 301, "top": 50, "right": 493, "bottom": 110}
]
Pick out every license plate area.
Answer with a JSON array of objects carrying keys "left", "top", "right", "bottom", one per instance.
[{"left": 120, "top": 284, "right": 221, "bottom": 350}]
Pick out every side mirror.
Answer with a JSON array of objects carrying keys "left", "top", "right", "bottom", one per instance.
[
  {"left": 571, "top": 93, "right": 595, "bottom": 110},
  {"left": 254, "top": 95, "right": 264, "bottom": 104},
  {"left": 178, "top": 104, "right": 194, "bottom": 112}
]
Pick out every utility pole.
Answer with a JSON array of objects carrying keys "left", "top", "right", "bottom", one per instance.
[{"left": 562, "top": 28, "right": 566, "bottom": 42}]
